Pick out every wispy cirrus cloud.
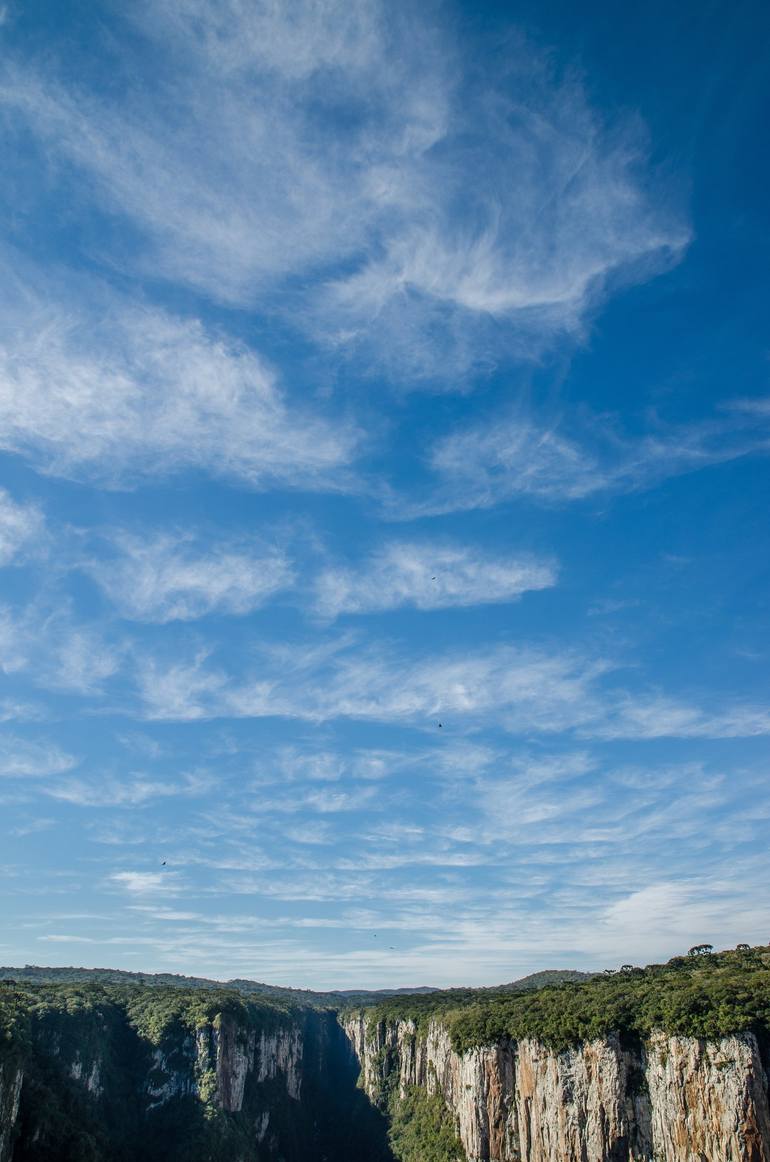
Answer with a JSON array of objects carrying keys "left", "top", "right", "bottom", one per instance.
[
  {"left": 45, "top": 771, "right": 213, "bottom": 809},
  {"left": 401, "top": 405, "right": 770, "bottom": 515},
  {"left": 109, "top": 871, "right": 170, "bottom": 895},
  {"left": 0, "top": 1, "right": 687, "bottom": 380},
  {"left": 10, "top": 741, "right": 770, "bottom": 985},
  {"left": 137, "top": 640, "right": 605, "bottom": 729},
  {"left": 0, "top": 279, "right": 357, "bottom": 488},
  {"left": 314, "top": 541, "right": 556, "bottom": 618},
  {"left": 0, "top": 602, "right": 120, "bottom": 696},
  {"left": 591, "top": 694, "right": 770, "bottom": 740},
  {"left": 0, "top": 3, "right": 449, "bottom": 306},
  {"left": 134, "top": 637, "right": 770, "bottom": 741},
  {"left": 0, "top": 488, "right": 45, "bottom": 566},
  {"left": 86, "top": 532, "right": 294, "bottom": 623},
  {"left": 0, "top": 734, "right": 77, "bottom": 778}
]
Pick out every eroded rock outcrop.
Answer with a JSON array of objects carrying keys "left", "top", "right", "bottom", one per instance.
[{"left": 344, "top": 1014, "right": 770, "bottom": 1161}]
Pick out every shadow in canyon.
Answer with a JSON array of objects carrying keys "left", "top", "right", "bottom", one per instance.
[
  {"left": 9, "top": 1008, "right": 395, "bottom": 1162},
  {"left": 299, "top": 1011, "right": 396, "bottom": 1162}
]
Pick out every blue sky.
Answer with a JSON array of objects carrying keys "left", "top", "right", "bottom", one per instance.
[{"left": 0, "top": 0, "right": 768, "bottom": 989}]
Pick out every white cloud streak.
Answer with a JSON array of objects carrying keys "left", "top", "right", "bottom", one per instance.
[
  {"left": 138, "top": 641, "right": 605, "bottom": 730},
  {"left": 109, "top": 871, "right": 168, "bottom": 894},
  {"left": 0, "top": 734, "right": 77, "bottom": 778},
  {"left": 0, "top": 602, "right": 120, "bottom": 696},
  {"left": 0, "top": 489, "right": 45, "bottom": 566},
  {"left": 0, "top": 3, "right": 449, "bottom": 305},
  {"left": 135, "top": 638, "right": 770, "bottom": 740},
  {"left": 87, "top": 532, "right": 294, "bottom": 622},
  {"left": 314, "top": 541, "right": 556, "bottom": 618},
  {"left": 407, "top": 408, "right": 770, "bottom": 515},
  {"left": 46, "top": 772, "right": 212, "bottom": 808},
  {"left": 0, "top": 286, "right": 356, "bottom": 488},
  {"left": 0, "top": 2, "right": 688, "bottom": 378}
]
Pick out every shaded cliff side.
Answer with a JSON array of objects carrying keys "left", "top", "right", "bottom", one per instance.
[
  {"left": 0, "top": 982, "right": 392, "bottom": 1162},
  {"left": 0, "top": 1059, "right": 23, "bottom": 1162}
]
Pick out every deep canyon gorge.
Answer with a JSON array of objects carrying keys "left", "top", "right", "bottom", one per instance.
[{"left": 3, "top": 950, "right": 770, "bottom": 1161}]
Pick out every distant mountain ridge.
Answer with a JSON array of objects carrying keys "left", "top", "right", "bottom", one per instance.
[{"left": 0, "top": 964, "right": 592, "bottom": 1005}]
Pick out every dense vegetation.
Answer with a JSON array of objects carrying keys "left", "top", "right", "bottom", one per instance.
[
  {"left": 0, "top": 965, "right": 584, "bottom": 1007},
  {"left": 0, "top": 979, "right": 401, "bottom": 1162},
  {"left": 0, "top": 966, "right": 438, "bottom": 1009},
  {"left": 356, "top": 945, "right": 770, "bottom": 1053},
  {"left": 388, "top": 1085, "right": 465, "bottom": 1162},
  {"left": 0, "top": 980, "right": 299, "bottom": 1056},
  {"left": 0, "top": 982, "right": 306, "bottom": 1162}
]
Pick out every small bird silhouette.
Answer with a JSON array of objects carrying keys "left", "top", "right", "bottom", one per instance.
[
  {"left": 161, "top": 861, "right": 167, "bottom": 866},
  {"left": 438, "top": 722, "right": 443, "bottom": 728}
]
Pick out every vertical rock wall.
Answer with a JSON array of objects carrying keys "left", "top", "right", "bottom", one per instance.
[
  {"left": 343, "top": 1014, "right": 770, "bottom": 1161},
  {"left": 0, "top": 1061, "right": 22, "bottom": 1162},
  {"left": 645, "top": 1031, "right": 770, "bottom": 1162},
  {"left": 6, "top": 1004, "right": 770, "bottom": 1160}
]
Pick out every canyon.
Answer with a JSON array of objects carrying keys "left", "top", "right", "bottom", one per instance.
[{"left": 3, "top": 951, "right": 770, "bottom": 1161}]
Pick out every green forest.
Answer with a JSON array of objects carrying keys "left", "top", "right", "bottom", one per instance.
[
  {"left": 0, "top": 980, "right": 299, "bottom": 1057},
  {"left": 356, "top": 944, "right": 770, "bottom": 1053},
  {"left": 388, "top": 1086, "right": 466, "bottom": 1162}
]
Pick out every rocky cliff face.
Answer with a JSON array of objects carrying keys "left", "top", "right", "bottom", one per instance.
[
  {"left": 133, "top": 1012, "right": 306, "bottom": 1157},
  {"left": 147, "top": 1014, "right": 303, "bottom": 1119},
  {"left": 644, "top": 1031, "right": 770, "bottom": 1162},
  {"left": 1, "top": 999, "right": 392, "bottom": 1162},
  {"left": 0, "top": 1005, "right": 316, "bottom": 1162},
  {"left": 8, "top": 990, "right": 770, "bottom": 1161},
  {"left": 0, "top": 1060, "right": 23, "bottom": 1162},
  {"left": 343, "top": 1014, "right": 770, "bottom": 1161}
]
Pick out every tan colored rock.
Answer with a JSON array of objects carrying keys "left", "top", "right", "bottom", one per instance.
[
  {"left": 343, "top": 1015, "right": 770, "bottom": 1162},
  {"left": 514, "top": 1036, "right": 653, "bottom": 1161},
  {"left": 646, "top": 1031, "right": 770, "bottom": 1162}
]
